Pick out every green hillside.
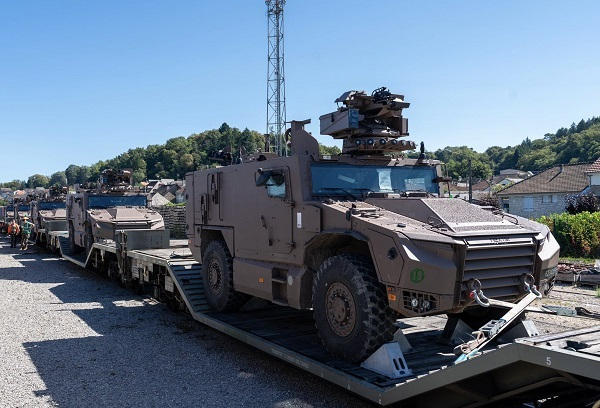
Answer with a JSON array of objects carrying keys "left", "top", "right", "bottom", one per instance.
[
  {"left": 0, "top": 124, "right": 340, "bottom": 189},
  {"left": 2, "top": 117, "right": 598, "bottom": 189},
  {"left": 417, "top": 117, "right": 600, "bottom": 180}
]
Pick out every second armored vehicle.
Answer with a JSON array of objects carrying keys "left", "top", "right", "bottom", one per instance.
[
  {"left": 30, "top": 187, "right": 68, "bottom": 246},
  {"left": 67, "top": 169, "right": 164, "bottom": 254}
]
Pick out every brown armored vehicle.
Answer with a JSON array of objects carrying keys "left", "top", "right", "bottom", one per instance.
[
  {"left": 186, "top": 88, "right": 560, "bottom": 362},
  {"left": 13, "top": 201, "right": 31, "bottom": 225},
  {"left": 67, "top": 169, "right": 164, "bottom": 254},
  {"left": 30, "top": 187, "right": 68, "bottom": 245}
]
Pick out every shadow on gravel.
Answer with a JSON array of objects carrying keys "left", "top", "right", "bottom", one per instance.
[{"left": 0, "top": 237, "right": 372, "bottom": 407}]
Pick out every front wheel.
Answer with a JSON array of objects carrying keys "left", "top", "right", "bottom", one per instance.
[
  {"left": 201, "top": 240, "right": 249, "bottom": 312},
  {"left": 313, "top": 254, "right": 396, "bottom": 363}
]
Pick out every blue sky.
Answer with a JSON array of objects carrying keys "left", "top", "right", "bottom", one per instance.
[{"left": 1, "top": 0, "right": 599, "bottom": 182}]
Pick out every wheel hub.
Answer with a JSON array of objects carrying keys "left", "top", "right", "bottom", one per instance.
[{"left": 325, "top": 282, "right": 356, "bottom": 337}]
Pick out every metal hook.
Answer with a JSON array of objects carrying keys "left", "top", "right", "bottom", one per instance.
[{"left": 521, "top": 274, "right": 542, "bottom": 299}]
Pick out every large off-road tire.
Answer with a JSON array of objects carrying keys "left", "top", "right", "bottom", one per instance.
[
  {"left": 313, "top": 254, "right": 396, "bottom": 363},
  {"left": 201, "top": 240, "right": 249, "bottom": 312}
]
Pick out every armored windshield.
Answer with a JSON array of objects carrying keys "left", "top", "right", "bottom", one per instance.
[
  {"left": 88, "top": 195, "right": 147, "bottom": 209},
  {"left": 39, "top": 202, "right": 66, "bottom": 210},
  {"left": 18, "top": 205, "right": 30, "bottom": 211},
  {"left": 311, "top": 163, "right": 439, "bottom": 196}
]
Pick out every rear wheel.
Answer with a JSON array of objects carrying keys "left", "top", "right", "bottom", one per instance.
[
  {"left": 201, "top": 240, "right": 249, "bottom": 312},
  {"left": 313, "top": 254, "right": 396, "bottom": 363}
]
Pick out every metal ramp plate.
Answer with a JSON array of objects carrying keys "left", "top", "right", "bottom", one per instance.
[
  {"left": 168, "top": 261, "right": 210, "bottom": 314},
  {"left": 57, "top": 236, "right": 88, "bottom": 268}
]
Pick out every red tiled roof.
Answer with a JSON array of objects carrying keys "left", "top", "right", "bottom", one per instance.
[{"left": 586, "top": 157, "right": 600, "bottom": 173}]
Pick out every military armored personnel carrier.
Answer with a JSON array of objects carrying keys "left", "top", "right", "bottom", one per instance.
[
  {"left": 30, "top": 186, "right": 68, "bottom": 246},
  {"left": 66, "top": 169, "right": 164, "bottom": 254},
  {"left": 185, "top": 88, "right": 560, "bottom": 363},
  {"left": 13, "top": 201, "right": 31, "bottom": 224}
]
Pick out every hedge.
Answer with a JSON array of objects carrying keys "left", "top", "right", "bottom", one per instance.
[{"left": 537, "top": 212, "right": 600, "bottom": 258}]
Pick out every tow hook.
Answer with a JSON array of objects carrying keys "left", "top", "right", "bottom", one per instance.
[
  {"left": 521, "top": 274, "right": 542, "bottom": 298},
  {"left": 467, "top": 279, "right": 490, "bottom": 308}
]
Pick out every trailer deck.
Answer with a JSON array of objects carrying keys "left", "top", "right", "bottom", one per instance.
[{"left": 48, "top": 236, "right": 600, "bottom": 407}]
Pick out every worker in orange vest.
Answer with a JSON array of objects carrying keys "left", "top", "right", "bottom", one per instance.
[{"left": 8, "top": 220, "right": 20, "bottom": 248}]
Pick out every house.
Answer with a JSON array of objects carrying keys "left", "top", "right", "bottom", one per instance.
[
  {"left": 584, "top": 157, "right": 600, "bottom": 196},
  {"left": 497, "top": 163, "right": 590, "bottom": 218},
  {"left": 0, "top": 188, "right": 12, "bottom": 200},
  {"left": 150, "top": 192, "right": 171, "bottom": 207},
  {"left": 147, "top": 179, "right": 186, "bottom": 206}
]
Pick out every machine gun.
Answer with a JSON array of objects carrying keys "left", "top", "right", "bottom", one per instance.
[{"left": 319, "top": 87, "right": 416, "bottom": 155}]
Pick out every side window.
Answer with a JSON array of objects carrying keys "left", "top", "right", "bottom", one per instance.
[{"left": 267, "top": 175, "right": 286, "bottom": 198}]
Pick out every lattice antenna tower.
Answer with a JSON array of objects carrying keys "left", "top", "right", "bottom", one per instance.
[{"left": 266, "top": 0, "right": 287, "bottom": 156}]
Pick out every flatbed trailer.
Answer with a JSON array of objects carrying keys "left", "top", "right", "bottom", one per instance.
[{"left": 42, "top": 231, "right": 600, "bottom": 407}]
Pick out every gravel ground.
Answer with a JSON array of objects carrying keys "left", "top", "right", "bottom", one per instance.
[
  {"left": 529, "top": 281, "right": 600, "bottom": 332},
  {"left": 0, "top": 236, "right": 374, "bottom": 408},
  {"left": 1, "top": 235, "right": 599, "bottom": 408}
]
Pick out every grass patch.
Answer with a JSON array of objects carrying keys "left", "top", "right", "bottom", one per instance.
[
  {"left": 559, "top": 256, "right": 596, "bottom": 265},
  {"left": 597, "top": 288, "right": 600, "bottom": 298}
]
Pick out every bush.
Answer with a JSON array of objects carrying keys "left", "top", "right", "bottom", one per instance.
[
  {"left": 565, "top": 193, "right": 600, "bottom": 214},
  {"left": 538, "top": 212, "right": 600, "bottom": 258}
]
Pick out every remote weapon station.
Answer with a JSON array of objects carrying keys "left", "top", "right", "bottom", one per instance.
[{"left": 194, "top": 88, "right": 558, "bottom": 363}]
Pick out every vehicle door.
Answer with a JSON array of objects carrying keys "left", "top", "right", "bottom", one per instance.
[{"left": 254, "top": 167, "right": 294, "bottom": 259}]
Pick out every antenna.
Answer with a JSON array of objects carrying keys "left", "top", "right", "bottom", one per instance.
[{"left": 266, "top": 0, "right": 287, "bottom": 156}]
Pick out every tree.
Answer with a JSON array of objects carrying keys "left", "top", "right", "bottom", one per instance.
[
  {"left": 49, "top": 171, "right": 67, "bottom": 187},
  {"left": 27, "top": 174, "right": 50, "bottom": 188},
  {"left": 1, "top": 180, "right": 26, "bottom": 190},
  {"left": 178, "top": 153, "right": 195, "bottom": 174},
  {"left": 132, "top": 169, "right": 147, "bottom": 185},
  {"left": 76, "top": 166, "right": 91, "bottom": 184},
  {"left": 319, "top": 144, "right": 341, "bottom": 156},
  {"left": 433, "top": 146, "right": 492, "bottom": 180},
  {"left": 65, "top": 165, "right": 80, "bottom": 185}
]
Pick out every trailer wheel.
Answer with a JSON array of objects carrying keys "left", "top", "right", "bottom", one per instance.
[
  {"left": 313, "top": 254, "right": 396, "bottom": 363},
  {"left": 202, "top": 240, "right": 249, "bottom": 312}
]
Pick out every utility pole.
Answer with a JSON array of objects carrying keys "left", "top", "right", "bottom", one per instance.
[{"left": 266, "top": 0, "right": 287, "bottom": 156}]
